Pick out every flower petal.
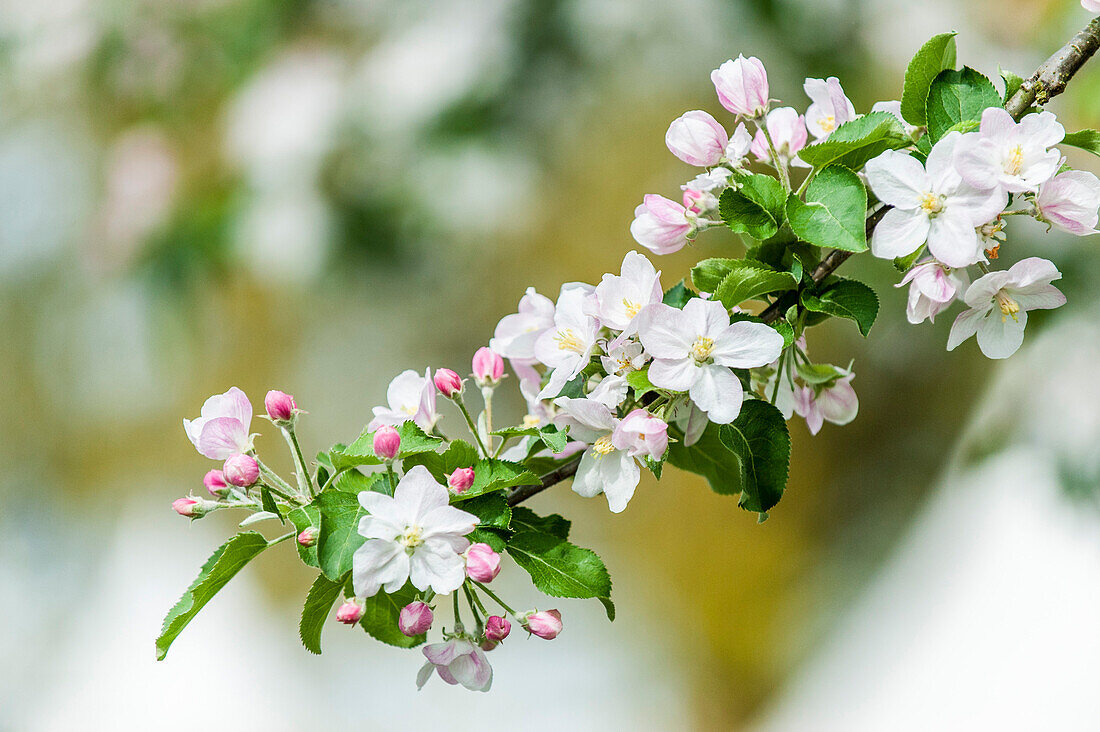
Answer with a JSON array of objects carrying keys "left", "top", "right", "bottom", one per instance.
[
  {"left": 864, "top": 150, "right": 927, "bottom": 208},
  {"left": 975, "top": 309, "right": 1027, "bottom": 359},
  {"left": 689, "top": 365, "right": 744, "bottom": 424},
  {"left": 195, "top": 417, "right": 250, "bottom": 460},
  {"left": 711, "top": 321, "right": 784, "bottom": 369},
  {"left": 393, "top": 465, "right": 449, "bottom": 522},
  {"left": 648, "top": 357, "right": 699, "bottom": 392},
  {"left": 636, "top": 303, "right": 693, "bottom": 359}
]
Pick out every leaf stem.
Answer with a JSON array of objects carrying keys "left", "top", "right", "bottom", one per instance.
[
  {"left": 454, "top": 395, "right": 491, "bottom": 458},
  {"left": 757, "top": 120, "right": 791, "bottom": 191},
  {"left": 471, "top": 580, "right": 517, "bottom": 616},
  {"left": 284, "top": 426, "right": 314, "bottom": 498}
]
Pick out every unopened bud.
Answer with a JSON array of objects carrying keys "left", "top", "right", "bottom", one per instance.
[
  {"left": 264, "top": 389, "right": 297, "bottom": 422},
  {"left": 172, "top": 497, "right": 205, "bottom": 518},
  {"left": 297, "top": 527, "right": 318, "bottom": 547},
  {"left": 398, "top": 600, "right": 433, "bottom": 636},
  {"left": 485, "top": 615, "right": 511, "bottom": 642},
  {"left": 223, "top": 454, "right": 260, "bottom": 487},
  {"left": 472, "top": 347, "right": 504, "bottom": 386},
  {"left": 373, "top": 425, "right": 401, "bottom": 460},
  {"left": 336, "top": 598, "right": 364, "bottom": 625},
  {"left": 523, "top": 609, "right": 562, "bottom": 640},
  {"left": 448, "top": 467, "right": 475, "bottom": 494},
  {"left": 465, "top": 543, "right": 502, "bottom": 583},
  {"left": 203, "top": 469, "right": 229, "bottom": 497},
  {"left": 480, "top": 638, "right": 500, "bottom": 652},
  {"left": 433, "top": 368, "right": 464, "bottom": 398}
]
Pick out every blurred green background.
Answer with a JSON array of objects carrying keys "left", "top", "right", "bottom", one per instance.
[{"left": 3, "top": 0, "right": 1099, "bottom": 728}]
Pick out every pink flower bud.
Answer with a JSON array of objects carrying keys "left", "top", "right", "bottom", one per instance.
[
  {"left": 172, "top": 497, "right": 203, "bottom": 518},
  {"left": 264, "top": 389, "right": 297, "bottom": 422},
  {"left": 485, "top": 615, "right": 511, "bottom": 642},
  {"left": 448, "top": 467, "right": 475, "bottom": 494},
  {"left": 203, "top": 469, "right": 229, "bottom": 497},
  {"left": 223, "top": 454, "right": 260, "bottom": 487},
  {"left": 630, "top": 193, "right": 693, "bottom": 256},
  {"left": 480, "top": 638, "right": 500, "bottom": 652},
  {"left": 711, "top": 55, "right": 770, "bottom": 118},
  {"left": 465, "top": 543, "right": 502, "bottom": 583},
  {"left": 523, "top": 609, "right": 562, "bottom": 640},
  {"left": 665, "top": 110, "right": 729, "bottom": 167},
  {"left": 336, "top": 599, "right": 364, "bottom": 625},
  {"left": 398, "top": 601, "right": 434, "bottom": 636},
  {"left": 297, "top": 527, "right": 317, "bottom": 547},
  {"left": 372, "top": 425, "right": 401, "bottom": 460},
  {"left": 472, "top": 347, "right": 504, "bottom": 386},
  {"left": 433, "top": 368, "right": 464, "bottom": 398}
]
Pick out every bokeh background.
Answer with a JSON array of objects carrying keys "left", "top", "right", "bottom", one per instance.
[{"left": 3, "top": 0, "right": 1100, "bottom": 729}]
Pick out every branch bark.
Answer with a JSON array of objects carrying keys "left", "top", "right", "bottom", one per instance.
[{"left": 506, "top": 17, "right": 1100, "bottom": 507}]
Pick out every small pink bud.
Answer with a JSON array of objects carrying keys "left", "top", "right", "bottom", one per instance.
[
  {"left": 485, "top": 615, "right": 511, "bottom": 642},
  {"left": 398, "top": 601, "right": 434, "bottom": 636},
  {"left": 297, "top": 527, "right": 317, "bottom": 547},
  {"left": 433, "top": 368, "right": 463, "bottom": 398},
  {"left": 336, "top": 599, "right": 364, "bottom": 625},
  {"left": 711, "top": 54, "right": 770, "bottom": 118},
  {"left": 448, "top": 467, "right": 475, "bottom": 494},
  {"left": 223, "top": 454, "right": 260, "bottom": 487},
  {"left": 372, "top": 425, "right": 401, "bottom": 460},
  {"left": 465, "top": 542, "right": 502, "bottom": 583},
  {"left": 523, "top": 609, "right": 562, "bottom": 640},
  {"left": 264, "top": 389, "right": 297, "bottom": 422},
  {"left": 203, "top": 469, "right": 229, "bottom": 497},
  {"left": 172, "top": 497, "right": 204, "bottom": 518},
  {"left": 472, "top": 347, "right": 504, "bottom": 386}
]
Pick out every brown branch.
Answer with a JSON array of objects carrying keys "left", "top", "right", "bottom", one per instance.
[{"left": 506, "top": 18, "right": 1100, "bottom": 507}]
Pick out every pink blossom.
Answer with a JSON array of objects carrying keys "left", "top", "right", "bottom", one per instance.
[
  {"left": 750, "top": 107, "right": 808, "bottom": 167},
  {"left": 629, "top": 194, "right": 693, "bottom": 255},
  {"left": 264, "top": 389, "right": 297, "bottom": 422},
  {"left": 665, "top": 110, "right": 728, "bottom": 166},
  {"left": 489, "top": 287, "right": 555, "bottom": 364},
  {"left": 793, "top": 373, "right": 859, "bottom": 435},
  {"left": 472, "top": 347, "right": 504, "bottom": 386},
  {"left": 803, "top": 77, "right": 856, "bottom": 139},
  {"left": 336, "top": 599, "right": 364, "bottom": 625},
  {"left": 612, "top": 408, "right": 669, "bottom": 460},
  {"left": 183, "top": 387, "right": 253, "bottom": 460},
  {"left": 372, "top": 425, "right": 401, "bottom": 460},
  {"left": 465, "top": 543, "right": 502, "bottom": 583},
  {"left": 1035, "top": 170, "right": 1100, "bottom": 235},
  {"left": 297, "top": 527, "right": 318, "bottom": 547},
  {"left": 711, "top": 55, "right": 769, "bottom": 118},
  {"left": 485, "top": 615, "right": 511, "bottom": 642},
  {"left": 896, "top": 258, "right": 969, "bottom": 324},
  {"left": 417, "top": 638, "right": 493, "bottom": 692},
  {"left": 223, "top": 454, "right": 259, "bottom": 487},
  {"left": 434, "top": 368, "right": 463, "bottom": 398},
  {"left": 447, "top": 467, "right": 475, "bottom": 494},
  {"left": 1085, "top": 0, "right": 1100, "bottom": 11},
  {"left": 203, "top": 469, "right": 228, "bottom": 497},
  {"left": 368, "top": 369, "right": 439, "bottom": 432},
  {"left": 523, "top": 609, "right": 563, "bottom": 640},
  {"left": 398, "top": 601, "right": 434, "bottom": 636},
  {"left": 954, "top": 107, "right": 1064, "bottom": 194},
  {"left": 172, "top": 497, "right": 203, "bottom": 518}
]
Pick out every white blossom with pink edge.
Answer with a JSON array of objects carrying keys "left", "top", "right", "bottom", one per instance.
[
  {"left": 750, "top": 107, "right": 809, "bottom": 168},
  {"left": 488, "top": 286, "right": 555, "bottom": 364},
  {"left": 534, "top": 284, "right": 600, "bottom": 399},
  {"left": 955, "top": 107, "right": 1064, "bottom": 194},
  {"left": 416, "top": 637, "right": 492, "bottom": 692},
  {"left": 553, "top": 397, "right": 641, "bottom": 513},
  {"left": 803, "top": 77, "right": 856, "bottom": 139},
  {"left": 629, "top": 193, "right": 694, "bottom": 255},
  {"left": 793, "top": 372, "right": 859, "bottom": 435},
  {"left": 897, "top": 258, "right": 970, "bottom": 324},
  {"left": 613, "top": 408, "right": 669, "bottom": 460},
  {"left": 665, "top": 110, "right": 728, "bottom": 167},
  {"left": 864, "top": 133, "right": 1007, "bottom": 267},
  {"left": 352, "top": 465, "right": 478, "bottom": 597},
  {"left": 947, "top": 257, "right": 1067, "bottom": 359},
  {"left": 637, "top": 298, "right": 784, "bottom": 424},
  {"left": 368, "top": 368, "right": 438, "bottom": 432},
  {"left": 1035, "top": 170, "right": 1100, "bottom": 235},
  {"left": 711, "top": 55, "right": 770, "bottom": 118},
  {"left": 183, "top": 386, "right": 254, "bottom": 460}
]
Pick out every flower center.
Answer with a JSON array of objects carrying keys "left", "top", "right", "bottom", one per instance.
[
  {"left": 691, "top": 336, "right": 715, "bottom": 364},
  {"left": 399, "top": 525, "right": 424, "bottom": 550},
  {"left": 522, "top": 413, "right": 541, "bottom": 429},
  {"left": 995, "top": 291, "right": 1020, "bottom": 321},
  {"left": 919, "top": 191, "right": 944, "bottom": 215},
  {"left": 622, "top": 299, "right": 642, "bottom": 319},
  {"left": 593, "top": 435, "right": 616, "bottom": 455},
  {"left": 615, "top": 356, "right": 635, "bottom": 374},
  {"left": 402, "top": 404, "right": 417, "bottom": 415},
  {"left": 819, "top": 115, "right": 836, "bottom": 133},
  {"left": 554, "top": 328, "right": 585, "bottom": 354},
  {"left": 1005, "top": 145, "right": 1024, "bottom": 176}
]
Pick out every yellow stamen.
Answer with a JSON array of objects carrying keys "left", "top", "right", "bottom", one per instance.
[
  {"left": 622, "top": 299, "right": 642, "bottom": 319},
  {"left": 1005, "top": 145, "right": 1024, "bottom": 176},
  {"left": 593, "top": 435, "right": 616, "bottom": 455},
  {"left": 819, "top": 115, "right": 836, "bottom": 133},
  {"left": 995, "top": 291, "right": 1020, "bottom": 322},
  {"left": 691, "top": 336, "right": 715, "bottom": 363},
  {"left": 399, "top": 525, "right": 424, "bottom": 549},
  {"left": 920, "top": 191, "right": 944, "bottom": 215},
  {"left": 554, "top": 328, "right": 585, "bottom": 354}
]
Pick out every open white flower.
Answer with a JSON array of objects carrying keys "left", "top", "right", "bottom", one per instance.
[
  {"left": 183, "top": 386, "right": 254, "bottom": 460},
  {"left": 369, "top": 369, "right": 438, "bottom": 432},
  {"left": 416, "top": 637, "right": 492, "bottom": 692},
  {"left": 864, "top": 133, "right": 1007, "bottom": 267},
  {"left": 352, "top": 465, "right": 478, "bottom": 597},
  {"left": 897, "top": 257, "right": 969, "bottom": 324},
  {"left": 955, "top": 107, "right": 1064, "bottom": 194},
  {"left": 803, "top": 77, "right": 856, "bottom": 139},
  {"left": 553, "top": 397, "right": 641, "bottom": 513},
  {"left": 594, "top": 250, "right": 663, "bottom": 339},
  {"left": 534, "top": 284, "right": 600, "bottom": 399},
  {"left": 489, "top": 287, "right": 555, "bottom": 363},
  {"left": 947, "top": 257, "right": 1066, "bottom": 359},
  {"left": 637, "top": 299, "right": 784, "bottom": 424}
]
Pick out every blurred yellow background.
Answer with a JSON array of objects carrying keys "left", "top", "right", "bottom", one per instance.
[{"left": 3, "top": 0, "right": 1100, "bottom": 729}]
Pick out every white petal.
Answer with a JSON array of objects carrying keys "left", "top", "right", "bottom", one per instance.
[
  {"left": 975, "top": 310, "right": 1027, "bottom": 359},
  {"left": 711, "top": 321, "right": 784, "bottom": 369},
  {"left": 571, "top": 451, "right": 605, "bottom": 499},
  {"left": 683, "top": 297, "right": 729, "bottom": 339},
  {"left": 946, "top": 307, "right": 985, "bottom": 351},
  {"left": 420, "top": 505, "right": 478, "bottom": 538},
  {"left": 636, "top": 303, "right": 693, "bottom": 359},
  {"left": 600, "top": 451, "right": 641, "bottom": 513},
  {"left": 393, "top": 465, "right": 449, "bottom": 522},
  {"left": 648, "top": 357, "right": 699, "bottom": 392},
  {"left": 864, "top": 150, "right": 927, "bottom": 208},
  {"left": 818, "top": 380, "right": 858, "bottom": 426},
  {"left": 689, "top": 365, "right": 744, "bottom": 424},
  {"left": 871, "top": 208, "right": 930, "bottom": 260},
  {"left": 352, "top": 540, "right": 408, "bottom": 598},
  {"left": 409, "top": 545, "right": 466, "bottom": 594},
  {"left": 926, "top": 211, "right": 982, "bottom": 268}
]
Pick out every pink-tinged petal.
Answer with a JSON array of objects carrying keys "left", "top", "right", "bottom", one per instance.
[
  {"left": 195, "top": 417, "right": 250, "bottom": 460},
  {"left": 447, "top": 647, "right": 493, "bottom": 692},
  {"left": 436, "top": 666, "right": 460, "bottom": 686},
  {"left": 962, "top": 271, "right": 1010, "bottom": 308},
  {"left": 409, "top": 545, "right": 466, "bottom": 594},
  {"left": 689, "top": 365, "right": 744, "bottom": 424},
  {"left": 600, "top": 451, "right": 641, "bottom": 513},
  {"left": 553, "top": 396, "right": 618, "bottom": 431},
  {"left": 423, "top": 638, "right": 465, "bottom": 666},
  {"left": 926, "top": 211, "right": 983, "bottom": 268},
  {"left": 649, "top": 357, "right": 699, "bottom": 392},
  {"left": 870, "top": 208, "right": 930, "bottom": 260},
  {"left": 1006, "top": 256, "right": 1062, "bottom": 289},
  {"left": 665, "top": 110, "right": 728, "bottom": 167},
  {"left": 636, "top": 303, "right": 693, "bottom": 358},
  {"left": 1012, "top": 284, "right": 1066, "bottom": 312},
  {"left": 864, "top": 150, "right": 927, "bottom": 208},
  {"left": 416, "top": 662, "right": 435, "bottom": 689},
  {"left": 711, "top": 321, "right": 784, "bottom": 369},
  {"left": 1018, "top": 110, "right": 1065, "bottom": 149},
  {"left": 393, "top": 465, "right": 449, "bottom": 522},
  {"left": 946, "top": 307, "right": 985, "bottom": 351},
  {"left": 975, "top": 309, "right": 1027, "bottom": 359},
  {"left": 819, "top": 380, "right": 858, "bottom": 426},
  {"left": 793, "top": 386, "right": 824, "bottom": 435},
  {"left": 199, "top": 387, "right": 253, "bottom": 427},
  {"left": 978, "top": 106, "right": 1016, "bottom": 138}
]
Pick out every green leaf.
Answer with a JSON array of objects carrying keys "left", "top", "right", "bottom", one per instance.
[
  {"left": 402, "top": 440, "right": 479, "bottom": 482},
  {"left": 288, "top": 504, "right": 321, "bottom": 568},
  {"left": 489, "top": 426, "right": 568, "bottom": 456},
  {"left": 298, "top": 573, "right": 346, "bottom": 655},
  {"left": 461, "top": 492, "right": 512, "bottom": 530},
  {"left": 156, "top": 532, "right": 273, "bottom": 660},
  {"left": 556, "top": 371, "right": 587, "bottom": 400},
  {"left": 332, "top": 469, "right": 387, "bottom": 495},
  {"left": 692, "top": 257, "right": 797, "bottom": 308},
  {"left": 691, "top": 257, "right": 737, "bottom": 293},
  {"left": 999, "top": 67, "right": 1024, "bottom": 103},
  {"left": 1061, "top": 129, "right": 1100, "bottom": 158},
  {"left": 259, "top": 484, "right": 285, "bottom": 522},
  {"left": 926, "top": 67, "right": 1001, "bottom": 143},
  {"left": 796, "top": 362, "right": 846, "bottom": 385},
  {"left": 719, "top": 401, "right": 791, "bottom": 513},
  {"left": 797, "top": 113, "right": 912, "bottom": 171},
  {"left": 892, "top": 244, "right": 926, "bottom": 273},
  {"left": 453, "top": 459, "right": 538, "bottom": 502},
  {"left": 719, "top": 174, "right": 788, "bottom": 240},
  {"left": 770, "top": 319, "right": 795, "bottom": 349},
  {"left": 801, "top": 278, "right": 879, "bottom": 336},
  {"left": 666, "top": 422, "right": 742, "bottom": 495},
  {"left": 626, "top": 368, "right": 659, "bottom": 399},
  {"left": 468, "top": 527, "right": 509, "bottom": 552},
  {"left": 316, "top": 491, "right": 366, "bottom": 581},
  {"left": 662, "top": 281, "right": 695, "bottom": 309},
  {"left": 786, "top": 164, "right": 868, "bottom": 253},
  {"left": 510, "top": 506, "right": 571, "bottom": 539},
  {"left": 506, "top": 532, "right": 614, "bottom": 620},
  {"left": 901, "top": 32, "right": 957, "bottom": 125},
  {"left": 358, "top": 582, "right": 427, "bottom": 648},
  {"left": 332, "top": 421, "right": 442, "bottom": 470}
]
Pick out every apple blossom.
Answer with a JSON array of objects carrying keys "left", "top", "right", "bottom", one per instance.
[
  {"left": 534, "top": 284, "right": 600, "bottom": 399},
  {"left": 485, "top": 615, "right": 511, "bottom": 642},
  {"left": 593, "top": 250, "right": 663, "bottom": 336},
  {"left": 264, "top": 390, "right": 297, "bottom": 422},
  {"left": 636, "top": 299, "right": 784, "bottom": 424},
  {"left": 183, "top": 386, "right": 254, "bottom": 460},
  {"left": 203, "top": 469, "right": 228, "bottom": 497},
  {"left": 464, "top": 543, "right": 502, "bottom": 583},
  {"left": 372, "top": 425, "right": 401, "bottom": 460},
  {"left": 553, "top": 396, "right": 640, "bottom": 513},
  {"left": 682, "top": 188, "right": 716, "bottom": 216},
  {"left": 793, "top": 371, "right": 859, "bottom": 435},
  {"left": 589, "top": 374, "right": 629, "bottom": 409},
  {"left": 369, "top": 369, "right": 439, "bottom": 432},
  {"left": 352, "top": 465, "right": 478, "bottom": 597},
  {"left": 724, "top": 123, "right": 753, "bottom": 168},
  {"left": 665, "top": 110, "right": 728, "bottom": 167},
  {"left": 489, "top": 287, "right": 555, "bottom": 364},
  {"left": 336, "top": 599, "right": 364, "bottom": 625},
  {"left": 896, "top": 258, "right": 970, "bottom": 324},
  {"left": 803, "top": 77, "right": 856, "bottom": 139},
  {"left": 613, "top": 409, "right": 669, "bottom": 460},
  {"left": 947, "top": 257, "right": 1067, "bottom": 359},
  {"left": 629, "top": 193, "right": 694, "bottom": 255},
  {"left": 955, "top": 107, "right": 1064, "bottom": 194},
  {"left": 433, "top": 368, "right": 463, "bottom": 398},
  {"left": 297, "top": 527, "right": 317, "bottom": 547},
  {"left": 750, "top": 107, "right": 808, "bottom": 167},
  {"left": 683, "top": 167, "right": 733, "bottom": 195},
  {"left": 1085, "top": 0, "right": 1100, "bottom": 11},
  {"left": 472, "top": 347, "right": 504, "bottom": 386},
  {"left": 1035, "top": 170, "right": 1100, "bottom": 235},
  {"left": 864, "top": 133, "right": 1007, "bottom": 267},
  {"left": 600, "top": 338, "right": 647, "bottom": 377},
  {"left": 172, "top": 497, "right": 203, "bottom": 518},
  {"left": 398, "top": 601, "right": 434, "bottom": 637},
  {"left": 711, "top": 55, "right": 769, "bottom": 118},
  {"left": 447, "top": 467, "right": 475, "bottom": 494},
  {"left": 416, "top": 638, "right": 492, "bottom": 692},
  {"left": 523, "top": 609, "right": 563, "bottom": 640},
  {"left": 223, "top": 454, "right": 259, "bottom": 487}
]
